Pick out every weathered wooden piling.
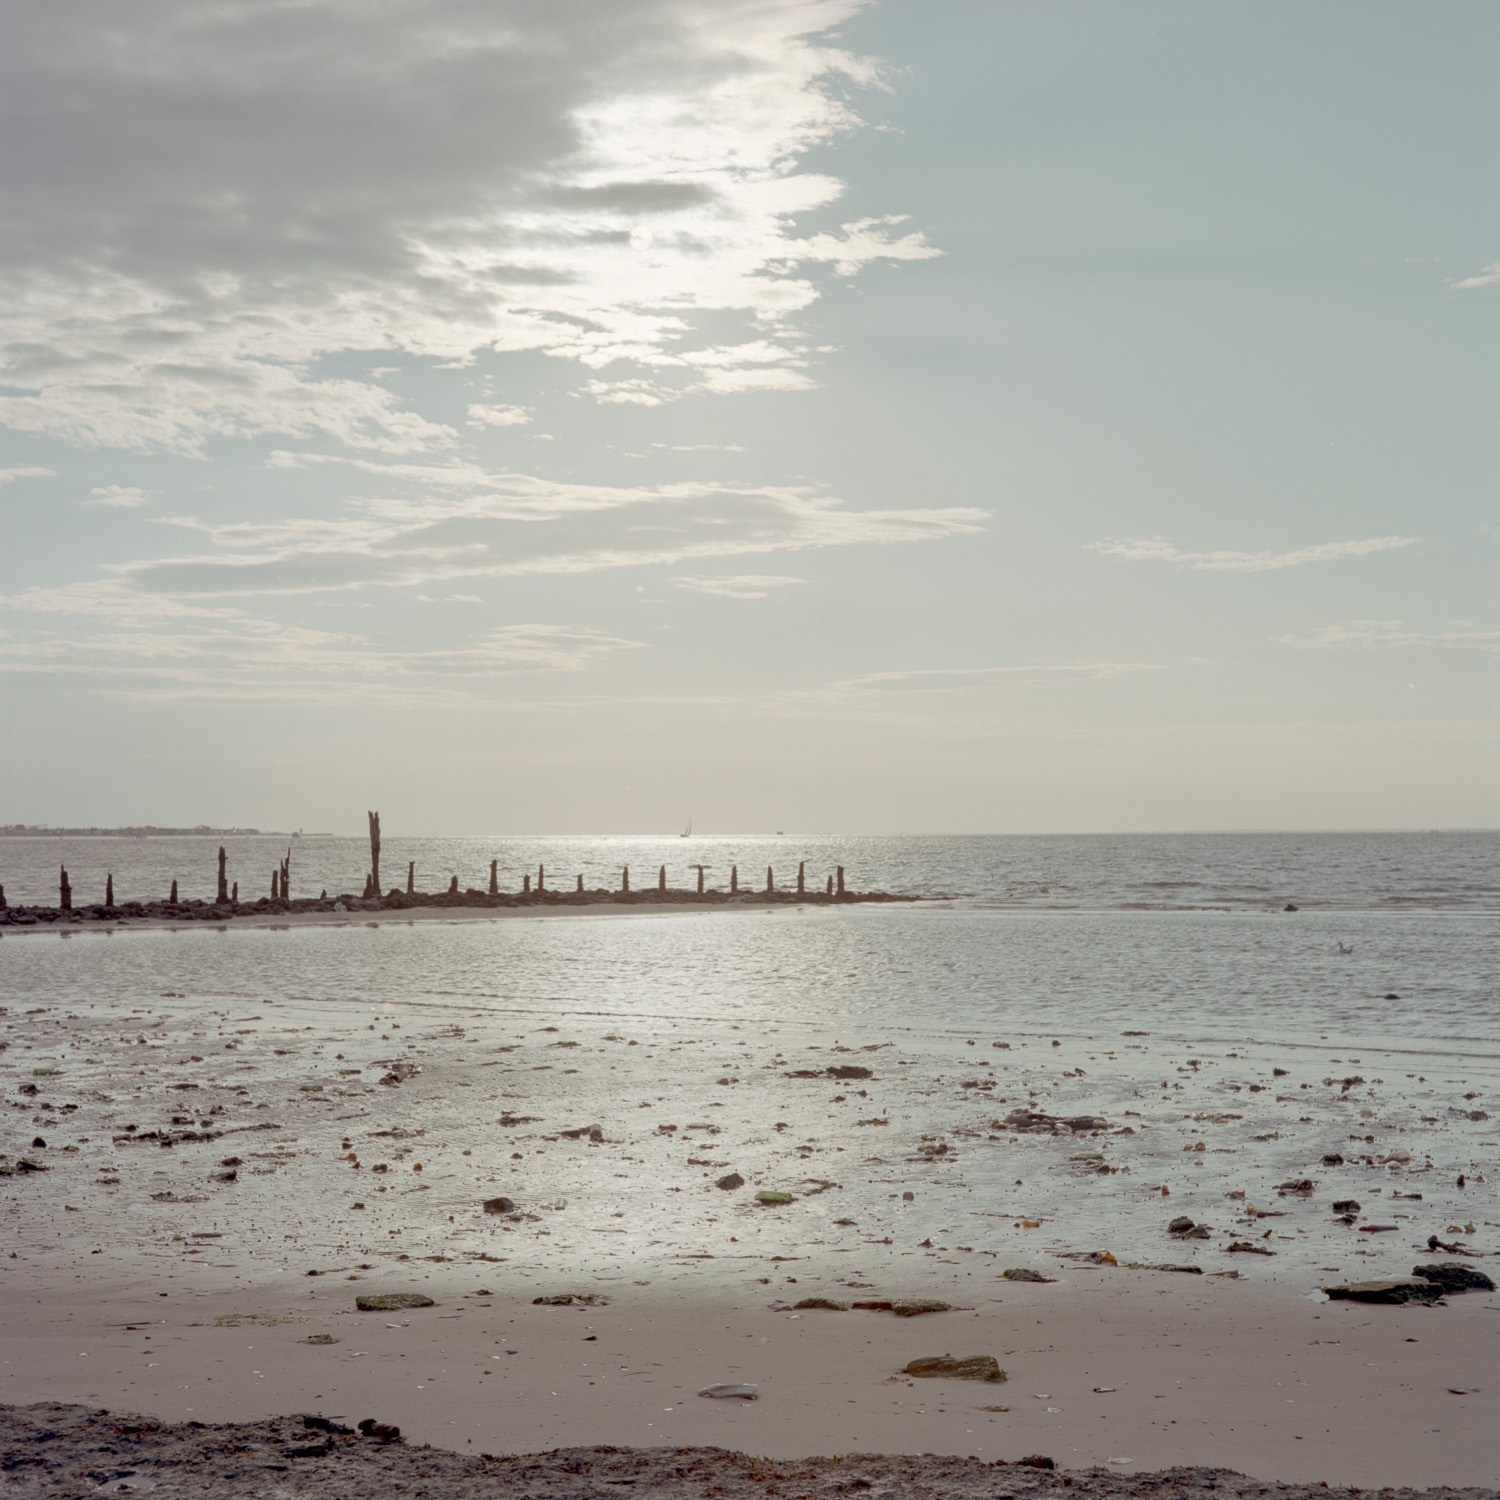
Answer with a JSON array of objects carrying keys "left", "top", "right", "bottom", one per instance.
[
  {"left": 826, "top": 875, "right": 833, "bottom": 895},
  {"left": 836, "top": 865, "right": 845, "bottom": 895},
  {"left": 216, "top": 846, "right": 229, "bottom": 904},
  {"left": 523, "top": 874, "right": 531, "bottom": 894},
  {"left": 367, "top": 811, "right": 381, "bottom": 895},
  {"left": 271, "top": 870, "right": 279, "bottom": 899},
  {"left": 60, "top": 866, "right": 72, "bottom": 909},
  {"left": 695, "top": 865, "right": 705, "bottom": 894},
  {"left": 538, "top": 864, "right": 545, "bottom": 893},
  {"left": 0, "top": 886, "right": 6, "bottom": 910},
  {"left": 797, "top": 861, "right": 805, "bottom": 895},
  {"left": 170, "top": 879, "right": 178, "bottom": 904},
  {"left": 280, "top": 849, "right": 291, "bottom": 900},
  {"left": 105, "top": 874, "right": 114, "bottom": 907},
  {"left": 766, "top": 865, "right": 774, "bottom": 892},
  {"left": 658, "top": 865, "right": 666, "bottom": 892},
  {"left": 407, "top": 861, "right": 415, "bottom": 895},
  {"left": 730, "top": 865, "right": 738, "bottom": 894},
  {"left": 489, "top": 860, "right": 498, "bottom": 896},
  {"left": 576, "top": 874, "right": 583, "bottom": 893},
  {"left": 448, "top": 875, "right": 458, "bottom": 895},
  {"left": 622, "top": 866, "right": 629, "bottom": 893},
  {"left": 230, "top": 881, "right": 238, "bottom": 905}
]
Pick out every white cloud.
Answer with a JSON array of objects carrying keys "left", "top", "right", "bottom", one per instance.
[
  {"left": 1091, "top": 534, "right": 1416, "bottom": 572},
  {"left": 0, "top": 466, "right": 55, "bottom": 487},
  {"left": 841, "top": 663, "right": 1167, "bottom": 690},
  {"left": 467, "top": 403, "right": 533, "bottom": 428},
  {"left": 0, "top": 1, "right": 939, "bottom": 456},
  {"left": 1451, "top": 261, "right": 1500, "bottom": 290},
  {"left": 675, "top": 574, "right": 805, "bottom": 598},
  {"left": 1278, "top": 620, "right": 1500, "bottom": 653},
  {"left": 88, "top": 484, "right": 152, "bottom": 507}
]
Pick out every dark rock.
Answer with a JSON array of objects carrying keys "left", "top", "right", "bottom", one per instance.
[
  {"left": 1224, "top": 1241, "right": 1275, "bottom": 1255},
  {"left": 903, "top": 1355, "right": 1004, "bottom": 1382},
  {"left": 532, "top": 1293, "right": 609, "bottom": 1306},
  {"left": 1322, "top": 1153, "right": 1345, "bottom": 1166},
  {"left": 300, "top": 1334, "right": 339, "bottom": 1344},
  {"left": 1276, "top": 1178, "right": 1316, "bottom": 1194},
  {"left": 826, "top": 1065, "right": 873, "bottom": 1080},
  {"left": 791, "top": 1297, "right": 848, "bottom": 1311},
  {"left": 1412, "top": 1262, "right": 1495, "bottom": 1293},
  {"left": 1016, "top": 1455, "right": 1056, "bottom": 1469},
  {"left": 31, "top": 1137, "right": 46, "bottom": 1149},
  {"left": 356, "top": 1419, "right": 401, "bottom": 1441},
  {"left": 355, "top": 1293, "right": 435, "bottom": 1311},
  {"left": 302, "top": 1415, "right": 352, "bottom": 1433},
  {"left": 1331, "top": 1199, "right": 1360, "bottom": 1214},
  {"left": 892, "top": 1298, "right": 951, "bottom": 1317},
  {"left": 1323, "top": 1279, "right": 1443, "bottom": 1305},
  {"left": 1001, "top": 1268, "right": 1055, "bottom": 1283},
  {"left": 1001, "top": 1108, "right": 1107, "bottom": 1134},
  {"left": 482, "top": 1196, "right": 516, "bottom": 1215},
  {"left": 715, "top": 1172, "right": 745, "bottom": 1191}
]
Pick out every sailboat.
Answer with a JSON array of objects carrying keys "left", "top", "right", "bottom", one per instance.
[{"left": 680, "top": 814, "right": 692, "bottom": 838}]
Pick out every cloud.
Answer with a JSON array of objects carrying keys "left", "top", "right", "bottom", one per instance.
[
  {"left": 88, "top": 484, "right": 152, "bottom": 507},
  {"left": 467, "top": 403, "right": 533, "bottom": 428},
  {"left": 1451, "top": 261, "right": 1500, "bottom": 290},
  {"left": 0, "top": 466, "right": 55, "bottom": 487},
  {"left": 1278, "top": 620, "right": 1500, "bottom": 653},
  {"left": 675, "top": 574, "right": 805, "bottom": 598},
  {"left": 0, "top": 0, "right": 939, "bottom": 455},
  {"left": 841, "top": 663, "right": 1167, "bottom": 691},
  {"left": 1091, "top": 534, "right": 1416, "bottom": 572},
  {"left": 0, "top": 610, "right": 642, "bottom": 704},
  {"left": 63, "top": 456, "right": 986, "bottom": 598}
]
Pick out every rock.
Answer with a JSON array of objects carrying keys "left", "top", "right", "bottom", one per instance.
[
  {"left": 1322, "top": 1153, "right": 1345, "bottom": 1166},
  {"left": 356, "top": 1419, "right": 401, "bottom": 1441},
  {"left": 532, "top": 1293, "right": 609, "bottom": 1306},
  {"left": 1224, "top": 1241, "right": 1276, "bottom": 1255},
  {"left": 1001, "top": 1268, "right": 1055, "bottom": 1283},
  {"left": 1412, "top": 1262, "right": 1496, "bottom": 1293},
  {"left": 1276, "top": 1179, "right": 1316, "bottom": 1194},
  {"left": 482, "top": 1196, "right": 516, "bottom": 1215},
  {"left": 715, "top": 1172, "right": 745, "bottom": 1191},
  {"left": 1167, "top": 1216, "right": 1209, "bottom": 1238},
  {"left": 300, "top": 1334, "right": 339, "bottom": 1345},
  {"left": 826, "top": 1064, "right": 873, "bottom": 1080},
  {"left": 904, "top": 1355, "right": 1005, "bottom": 1382},
  {"left": 1016, "top": 1455, "right": 1056, "bottom": 1470},
  {"left": 755, "top": 1190, "right": 794, "bottom": 1205},
  {"left": 851, "top": 1299, "right": 894, "bottom": 1311},
  {"left": 698, "top": 1383, "right": 759, "bottom": 1399},
  {"left": 1331, "top": 1199, "right": 1360, "bottom": 1213},
  {"left": 1001, "top": 1108, "right": 1107, "bottom": 1134},
  {"left": 1323, "top": 1280, "right": 1443, "bottom": 1305},
  {"left": 355, "top": 1293, "right": 435, "bottom": 1311},
  {"left": 1124, "top": 1262, "right": 1204, "bottom": 1275},
  {"left": 792, "top": 1297, "right": 848, "bottom": 1311},
  {"left": 892, "top": 1298, "right": 951, "bottom": 1317}
]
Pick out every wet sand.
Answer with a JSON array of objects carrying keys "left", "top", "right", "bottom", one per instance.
[{"left": 2, "top": 912, "right": 1497, "bottom": 1489}]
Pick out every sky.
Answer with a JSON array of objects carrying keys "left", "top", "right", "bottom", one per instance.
[{"left": 0, "top": 0, "right": 1495, "bottom": 835}]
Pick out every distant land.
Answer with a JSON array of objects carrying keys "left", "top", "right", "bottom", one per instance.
[{"left": 0, "top": 824, "right": 292, "bottom": 838}]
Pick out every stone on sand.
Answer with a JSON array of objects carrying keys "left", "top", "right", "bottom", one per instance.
[{"left": 902, "top": 1355, "right": 1005, "bottom": 1382}]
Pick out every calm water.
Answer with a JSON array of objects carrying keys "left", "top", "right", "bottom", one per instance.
[{"left": 2, "top": 834, "right": 1497, "bottom": 1054}]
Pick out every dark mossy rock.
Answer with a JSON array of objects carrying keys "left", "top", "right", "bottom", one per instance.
[
  {"left": 715, "top": 1172, "right": 745, "bottom": 1190},
  {"left": 1323, "top": 1280, "right": 1443, "bottom": 1305},
  {"left": 1331, "top": 1199, "right": 1360, "bottom": 1213},
  {"left": 1412, "top": 1262, "right": 1495, "bottom": 1293},
  {"left": 1001, "top": 1268, "right": 1056, "bottom": 1283},
  {"left": 355, "top": 1292, "right": 435, "bottom": 1311},
  {"left": 903, "top": 1355, "right": 1005, "bottom": 1382},
  {"left": 792, "top": 1296, "right": 848, "bottom": 1311},
  {"left": 482, "top": 1196, "right": 516, "bottom": 1214},
  {"left": 532, "top": 1293, "right": 609, "bottom": 1306},
  {"left": 892, "top": 1298, "right": 951, "bottom": 1317}
]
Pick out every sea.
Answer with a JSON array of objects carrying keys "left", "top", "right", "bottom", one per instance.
[{"left": 1, "top": 831, "right": 1496, "bottom": 1053}]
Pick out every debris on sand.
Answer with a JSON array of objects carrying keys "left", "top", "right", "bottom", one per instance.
[
  {"left": 354, "top": 1292, "right": 434, "bottom": 1311},
  {"left": 999, "top": 1109, "right": 1108, "bottom": 1134},
  {"left": 1412, "top": 1262, "right": 1495, "bottom": 1293},
  {"left": 902, "top": 1355, "right": 1005, "bottom": 1382},
  {"left": 1322, "top": 1280, "right": 1443, "bottom": 1305}
]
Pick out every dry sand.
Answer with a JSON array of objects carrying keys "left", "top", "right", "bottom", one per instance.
[{"left": 3, "top": 914, "right": 1497, "bottom": 1491}]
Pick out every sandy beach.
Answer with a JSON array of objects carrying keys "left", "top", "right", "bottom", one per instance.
[{"left": 3, "top": 908, "right": 1496, "bottom": 1492}]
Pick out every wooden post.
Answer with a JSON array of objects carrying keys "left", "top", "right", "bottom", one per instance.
[
  {"left": 60, "top": 866, "right": 72, "bottom": 910},
  {"left": 537, "top": 864, "right": 545, "bottom": 892},
  {"left": 105, "top": 873, "right": 114, "bottom": 907},
  {"left": 0, "top": 886, "right": 6, "bottom": 910},
  {"left": 658, "top": 865, "right": 666, "bottom": 892},
  {"left": 216, "top": 846, "right": 229, "bottom": 904},
  {"left": 523, "top": 874, "right": 531, "bottom": 894},
  {"left": 271, "top": 870, "right": 279, "bottom": 899},
  {"left": 489, "top": 860, "right": 498, "bottom": 896},
  {"left": 766, "top": 865, "right": 774, "bottom": 892},
  {"left": 797, "top": 861, "right": 805, "bottom": 896},
  {"left": 280, "top": 849, "right": 291, "bottom": 900},
  {"left": 230, "top": 880, "right": 238, "bottom": 905},
  {"left": 696, "top": 865, "right": 705, "bottom": 894},
  {"left": 826, "top": 875, "right": 833, "bottom": 895},
  {"left": 170, "top": 879, "right": 178, "bottom": 904},
  {"left": 836, "top": 865, "right": 845, "bottom": 896},
  {"left": 448, "top": 875, "right": 458, "bottom": 895},
  {"left": 407, "top": 860, "right": 415, "bottom": 894},
  {"left": 576, "top": 874, "right": 583, "bottom": 893},
  {"left": 622, "top": 866, "right": 629, "bottom": 893},
  {"left": 730, "top": 865, "right": 738, "bottom": 894},
  {"left": 367, "top": 810, "right": 381, "bottom": 895}
]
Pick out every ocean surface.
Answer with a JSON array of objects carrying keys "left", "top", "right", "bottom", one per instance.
[{"left": 2, "top": 832, "right": 1496, "bottom": 1053}]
